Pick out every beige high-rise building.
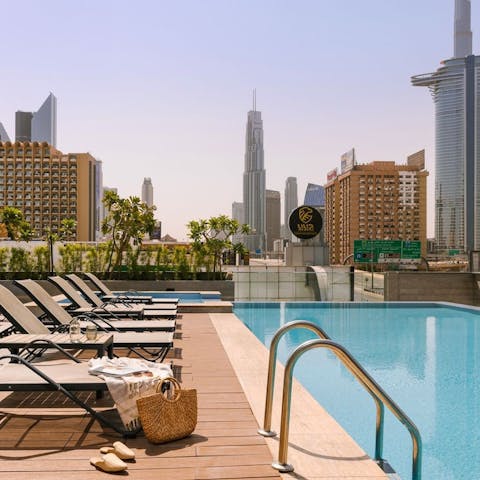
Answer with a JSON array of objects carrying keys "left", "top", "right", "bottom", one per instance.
[
  {"left": 266, "top": 189, "right": 281, "bottom": 252},
  {"left": 0, "top": 141, "right": 98, "bottom": 241},
  {"left": 325, "top": 155, "right": 428, "bottom": 264}
]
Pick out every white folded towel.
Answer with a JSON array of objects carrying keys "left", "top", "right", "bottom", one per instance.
[{"left": 88, "top": 356, "right": 172, "bottom": 430}]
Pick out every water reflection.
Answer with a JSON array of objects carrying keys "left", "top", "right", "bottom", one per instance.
[{"left": 234, "top": 302, "right": 480, "bottom": 480}]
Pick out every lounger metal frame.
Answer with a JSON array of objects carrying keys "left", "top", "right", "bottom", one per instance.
[{"left": 0, "top": 340, "right": 139, "bottom": 436}]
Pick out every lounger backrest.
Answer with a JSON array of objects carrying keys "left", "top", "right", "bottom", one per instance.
[
  {"left": 84, "top": 273, "right": 112, "bottom": 296},
  {"left": 15, "top": 279, "right": 74, "bottom": 327},
  {"left": 65, "top": 274, "right": 103, "bottom": 307},
  {"left": 48, "top": 276, "right": 92, "bottom": 308},
  {"left": 0, "top": 284, "right": 50, "bottom": 334}
]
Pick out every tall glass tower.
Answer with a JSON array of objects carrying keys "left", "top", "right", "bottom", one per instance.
[
  {"left": 412, "top": 0, "right": 479, "bottom": 253},
  {"left": 242, "top": 95, "right": 266, "bottom": 252},
  {"left": 32, "top": 93, "right": 57, "bottom": 147}
]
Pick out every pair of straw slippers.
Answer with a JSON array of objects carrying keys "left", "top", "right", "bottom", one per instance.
[{"left": 90, "top": 441, "right": 135, "bottom": 473}]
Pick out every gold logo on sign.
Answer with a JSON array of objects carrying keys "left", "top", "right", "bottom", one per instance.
[{"left": 299, "top": 207, "right": 313, "bottom": 224}]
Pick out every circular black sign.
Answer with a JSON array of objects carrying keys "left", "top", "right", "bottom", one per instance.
[{"left": 288, "top": 205, "right": 323, "bottom": 240}]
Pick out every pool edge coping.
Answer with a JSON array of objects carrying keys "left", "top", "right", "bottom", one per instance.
[{"left": 210, "top": 312, "right": 389, "bottom": 480}]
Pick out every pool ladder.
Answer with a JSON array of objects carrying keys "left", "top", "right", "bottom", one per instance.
[{"left": 258, "top": 320, "right": 422, "bottom": 480}]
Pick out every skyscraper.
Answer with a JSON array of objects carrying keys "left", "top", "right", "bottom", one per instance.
[
  {"left": 242, "top": 93, "right": 266, "bottom": 252},
  {"left": 231, "top": 201, "right": 244, "bottom": 224},
  {"left": 15, "top": 94, "right": 57, "bottom": 147},
  {"left": 95, "top": 160, "right": 103, "bottom": 241},
  {"left": 15, "top": 111, "right": 33, "bottom": 142},
  {"left": 142, "top": 177, "right": 154, "bottom": 208},
  {"left": 304, "top": 183, "right": 325, "bottom": 207},
  {"left": 412, "top": 0, "right": 479, "bottom": 253},
  {"left": 32, "top": 93, "right": 57, "bottom": 147},
  {"left": 284, "top": 177, "right": 298, "bottom": 241},
  {"left": 0, "top": 123, "right": 10, "bottom": 142},
  {"left": 266, "top": 190, "right": 281, "bottom": 252}
]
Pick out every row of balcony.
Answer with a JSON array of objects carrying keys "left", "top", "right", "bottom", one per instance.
[
  {"left": 1, "top": 161, "right": 76, "bottom": 167},
  {"left": 0, "top": 151, "right": 51, "bottom": 157}
]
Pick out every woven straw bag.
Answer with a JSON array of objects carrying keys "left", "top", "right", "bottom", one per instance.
[{"left": 137, "top": 377, "right": 197, "bottom": 444}]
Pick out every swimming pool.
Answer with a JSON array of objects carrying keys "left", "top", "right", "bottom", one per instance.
[
  {"left": 233, "top": 302, "right": 480, "bottom": 480},
  {"left": 102, "top": 291, "right": 221, "bottom": 304}
]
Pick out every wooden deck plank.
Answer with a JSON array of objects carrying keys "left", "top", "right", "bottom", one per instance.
[{"left": 0, "top": 312, "right": 281, "bottom": 479}]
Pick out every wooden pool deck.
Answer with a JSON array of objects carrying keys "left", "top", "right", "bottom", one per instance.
[
  {"left": 0, "top": 313, "right": 280, "bottom": 480},
  {"left": 0, "top": 312, "right": 387, "bottom": 479}
]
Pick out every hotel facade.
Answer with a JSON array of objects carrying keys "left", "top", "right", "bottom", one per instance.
[
  {"left": 0, "top": 141, "right": 99, "bottom": 241},
  {"left": 325, "top": 157, "right": 428, "bottom": 264}
]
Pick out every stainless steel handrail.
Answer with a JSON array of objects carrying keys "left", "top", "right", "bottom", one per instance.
[
  {"left": 272, "top": 338, "right": 422, "bottom": 480},
  {"left": 257, "top": 320, "right": 330, "bottom": 437},
  {"left": 257, "top": 320, "right": 386, "bottom": 464}
]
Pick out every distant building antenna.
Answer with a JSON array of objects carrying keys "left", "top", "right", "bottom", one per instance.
[
  {"left": 454, "top": 0, "right": 472, "bottom": 57},
  {"left": 253, "top": 88, "right": 256, "bottom": 112}
]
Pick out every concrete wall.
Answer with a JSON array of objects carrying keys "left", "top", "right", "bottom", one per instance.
[
  {"left": 232, "top": 266, "right": 316, "bottom": 301},
  {"left": 232, "top": 266, "right": 353, "bottom": 301},
  {"left": 285, "top": 244, "right": 329, "bottom": 266},
  {"left": 384, "top": 272, "right": 480, "bottom": 306}
]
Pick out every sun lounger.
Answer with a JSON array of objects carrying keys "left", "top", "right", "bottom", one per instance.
[
  {"left": 83, "top": 272, "right": 179, "bottom": 305},
  {"left": 1, "top": 283, "right": 174, "bottom": 361},
  {"left": 67, "top": 274, "right": 178, "bottom": 311},
  {"left": 47, "top": 276, "right": 177, "bottom": 319},
  {"left": 0, "top": 342, "right": 170, "bottom": 435},
  {"left": 15, "top": 280, "right": 176, "bottom": 333}
]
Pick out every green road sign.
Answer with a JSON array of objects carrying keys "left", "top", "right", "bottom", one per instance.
[
  {"left": 354, "top": 240, "right": 421, "bottom": 264},
  {"left": 401, "top": 241, "right": 422, "bottom": 260}
]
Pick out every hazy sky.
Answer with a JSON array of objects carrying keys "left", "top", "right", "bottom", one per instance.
[{"left": 2, "top": 0, "right": 476, "bottom": 240}]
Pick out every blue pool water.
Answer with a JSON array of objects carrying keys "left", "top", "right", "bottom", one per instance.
[
  {"left": 234, "top": 302, "right": 480, "bottom": 480},
  {"left": 60, "top": 291, "right": 221, "bottom": 305},
  {"left": 143, "top": 291, "right": 221, "bottom": 303},
  {"left": 103, "top": 291, "right": 221, "bottom": 304}
]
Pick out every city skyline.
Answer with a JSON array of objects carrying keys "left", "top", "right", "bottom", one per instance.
[{"left": 2, "top": 0, "right": 477, "bottom": 240}]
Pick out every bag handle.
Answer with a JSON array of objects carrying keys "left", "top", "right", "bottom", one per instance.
[{"left": 156, "top": 376, "right": 182, "bottom": 402}]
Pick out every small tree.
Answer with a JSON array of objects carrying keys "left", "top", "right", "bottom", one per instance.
[
  {"left": 45, "top": 218, "right": 77, "bottom": 274},
  {"left": 0, "top": 207, "right": 33, "bottom": 241},
  {"left": 32, "top": 246, "right": 49, "bottom": 274},
  {"left": 85, "top": 243, "right": 109, "bottom": 274},
  {"left": 59, "top": 218, "right": 77, "bottom": 240},
  {"left": 0, "top": 247, "right": 9, "bottom": 272},
  {"left": 102, "top": 191, "right": 156, "bottom": 275},
  {"left": 9, "top": 247, "right": 33, "bottom": 274},
  {"left": 187, "top": 215, "right": 250, "bottom": 276}
]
